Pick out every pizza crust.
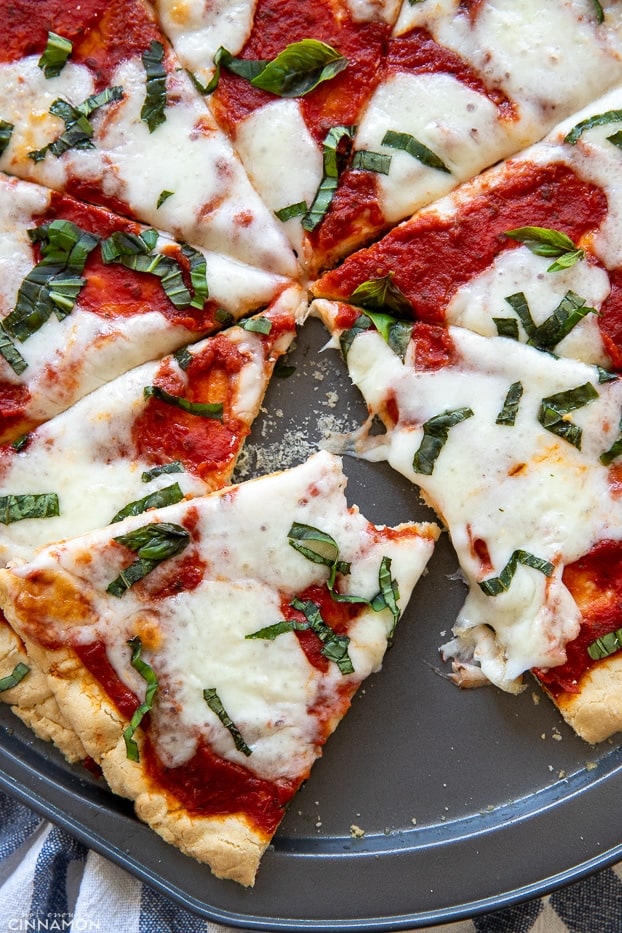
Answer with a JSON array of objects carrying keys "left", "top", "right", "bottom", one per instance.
[{"left": 543, "top": 656, "right": 622, "bottom": 746}]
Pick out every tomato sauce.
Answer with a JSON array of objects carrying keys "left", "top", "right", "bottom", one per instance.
[
  {"left": 386, "top": 28, "right": 516, "bottom": 120},
  {"left": 0, "top": 384, "right": 32, "bottom": 444},
  {"left": 282, "top": 582, "right": 361, "bottom": 674},
  {"left": 534, "top": 539, "right": 622, "bottom": 696},
  {"left": 315, "top": 161, "right": 609, "bottom": 323},
  {"left": 597, "top": 269, "right": 622, "bottom": 370},
  {"left": 309, "top": 170, "right": 387, "bottom": 265}
]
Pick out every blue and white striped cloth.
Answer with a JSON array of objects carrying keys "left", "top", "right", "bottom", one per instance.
[{"left": 1, "top": 791, "right": 621, "bottom": 933}]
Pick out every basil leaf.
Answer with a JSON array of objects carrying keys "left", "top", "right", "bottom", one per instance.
[
  {"left": 218, "top": 39, "right": 347, "bottom": 98},
  {"left": 107, "top": 522, "right": 190, "bottom": 596},
  {"left": 238, "top": 316, "right": 272, "bottom": 335},
  {"left": 181, "top": 244, "right": 209, "bottom": 309},
  {"left": 600, "top": 417, "right": 622, "bottom": 466},
  {"left": 144, "top": 384, "right": 223, "bottom": 418},
  {"left": 365, "top": 310, "right": 414, "bottom": 361},
  {"left": 504, "top": 225, "right": 584, "bottom": 272},
  {"left": 369, "top": 556, "right": 401, "bottom": 640},
  {"left": 110, "top": 483, "right": 184, "bottom": 523},
  {"left": 203, "top": 687, "right": 252, "bottom": 756},
  {"left": 496, "top": 381, "right": 523, "bottom": 426},
  {"left": 493, "top": 317, "right": 520, "bottom": 340},
  {"left": 592, "top": 0, "right": 605, "bottom": 23},
  {"left": 0, "top": 120, "right": 14, "bottom": 157},
  {"left": 101, "top": 230, "right": 194, "bottom": 308},
  {"left": 565, "top": 109, "right": 622, "bottom": 145},
  {"left": 340, "top": 312, "right": 373, "bottom": 359},
  {"left": 141, "top": 461, "right": 184, "bottom": 482},
  {"left": 157, "top": 189, "right": 174, "bottom": 208},
  {"left": 0, "top": 493, "right": 59, "bottom": 525},
  {"left": 351, "top": 150, "right": 392, "bottom": 174},
  {"left": 0, "top": 662, "right": 30, "bottom": 693},
  {"left": 38, "top": 31, "right": 72, "bottom": 78},
  {"left": 173, "top": 346, "right": 193, "bottom": 371},
  {"left": 141, "top": 40, "right": 167, "bottom": 132},
  {"left": 123, "top": 637, "right": 158, "bottom": 762},
  {"left": 11, "top": 434, "right": 31, "bottom": 452},
  {"left": 214, "top": 46, "right": 267, "bottom": 82},
  {"left": 588, "top": 627, "right": 622, "bottom": 661},
  {"left": 412, "top": 408, "right": 474, "bottom": 475},
  {"left": 291, "top": 597, "right": 354, "bottom": 675},
  {"left": 504, "top": 291, "right": 597, "bottom": 352},
  {"left": 288, "top": 522, "right": 350, "bottom": 589},
  {"left": 246, "top": 619, "right": 308, "bottom": 640},
  {"left": 302, "top": 125, "right": 355, "bottom": 231},
  {"left": 275, "top": 200, "right": 308, "bottom": 222},
  {"left": 538, "top": 381, "right": 599, "bottom": 450},
  {"left": 382, "top": 129, "right": 450, "bottom": 174},
  {"left": 479, "top": 549, "right": 555, "bottom": 597},
  {"left": 29, "top": 86, "right": 124, "bottom": 161},
  {"left": 349, "top": 272, "right": 412, "bottom": 317},
  {"left": 0, "top": 327, "right": 28, "bottom": 374},
  {"left": 607, "top": 130, "right": 622, "bottom": 150}
]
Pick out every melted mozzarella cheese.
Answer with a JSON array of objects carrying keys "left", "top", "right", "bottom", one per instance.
[
  {"left": 6, "top": 452, "right": 437, "bottom": 780},
  {"left": 316, "top": 302, "right": 622, "bottom": 691}
]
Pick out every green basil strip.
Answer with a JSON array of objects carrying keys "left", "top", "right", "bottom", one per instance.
[
  {"left": 107, "top": 522, "right": 190, "bottom": 596},
  {"left": 351, "top": 150, "right": 392, "bottom": 174},
  {"left": 349, "top": 272, "right": 412, "bottom": 317},
  {"left": 382, "top": 129, "right": 450, "bottom": 174},
  {"left": 0, "top": 493, "right": 59, "bottom": 525},
  {"left": 141, "top": 40, "right": 167, "bottom": 132},
  {"left": 38, "top": 31, "right": 72, "bottom": 78},
  {"left": 600, "top": 417, "right": 622, "bottom": 466},
  {"left": 493, "top": 317, "right": 520, "bottom": 340},
  {"left": 0, "top": 120, "right": 14, "bottom": 157},
  {"left": 340, "top": 312, "right": 373, "bottom": 359},
  {"left": 0, "top": 328, "right": 28, "bottom": 374},
  {"left": 181, "top": 244, "right": 209, "bottom": 309},
  {"left": 288, "top": 522, "right": 350, "bottom": 587},
  {"left": 364, "top": 310, "right": 413, "bottom": 361},
  {"left": 538, "top": 381, "right": 599, "bottom": 450},
  {"left": 608, "top": 130, "right": 622, "bottom": 150},
  {"left": 412, "top": 407, "right": 474, "bottom": 475},
  {"left": 123, "top": 637, "right": 158, "bottom": 762},
  {"left": 291, "top": 597, "right": 354, "bottom": 674},
  {"left": 203, "top": 687, "right": 252, "bottom": 756},
  {"left": 504, "top": 292, "right": 536, "bottom": 340},
  {"left": 101, "top": 230, "right": 194, "bottom": 309},
  {"left": 246, "top": 619, "right": 308, "bottom": 640},
  {"left": 216, "top": 39, "right": 347, "bottom": 98},
  {"left": 504, "top": 291, "right": 596, "bottom": 351},
  {"left": 4, "top": 220, "right": 99, "bottom": 343},
  {"left": 598, "top": 366, "right": 618, "bottom": 384},
  {"left": 144, "top": 384, "right": 223, "bottom": 419},
  {"left": 588, "top": 627, "right": 622, "bottom": 661},
  {"left": 110, "top": 482, "right": 184, "bottom": 523},
  {"left": 565, "top": 109, "right": 622, "bottom": 145},
  {"left": 302, "top": 125, "right": 355, "bottom": 231},
  {"left": 504, "top": 225, "right": 584, "bottom": 272},
  {"left": 592, "top": 0, "right": 605, "bottom": 23},
  {"left": 173, "top": 346, "right": 193, "bottom": 371},
  {"left": 29, "top": 86, "right": 124, "bottom": 161},
  {"left": 275, "top": 201, "right": 308, "bottom": 222},
  {"left": 479, "top": 549, "right": 555, "bottom": 597},
  {"left": 496, "top": 381, "right": 523, "bottom": 427},
  {"left": 11, "top": 434, "right": 31, "bottom": 452},
  {"left": 157, "top": 189, "right": 174, "bottom": 208},
  {"left": 0, "top": 662, "right": 30, "bottom": 693},
  {"left": 369, "top": 556, "right": 401, "bottom": 640},
  {"left": 238, "top": 316, "right": 272, "bottom": 334},
  {"left": 141, "top": 461, "right": 185, "bottom": 482}
]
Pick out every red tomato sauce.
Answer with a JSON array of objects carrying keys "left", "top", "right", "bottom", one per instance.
[
  {"left": 386, "top": 28, "right": 516, "bottom": 120},
  {"left": 309, "top": 169, "right": 387, "bottom": 265},
  {"left": 0, "top": 384, "right": 32, "bottom": 444},
  {"left": 534, "top": 539, "right": 622, "bottom": 696},
  {"left": 315, "top": 161, "right": 609, "bottom": 323},
  {"left": 598, "top": 269, "right": 622, "bottom": 371},
  {"left": 282, "top": 582, "right": 362, "bottom": 674}
]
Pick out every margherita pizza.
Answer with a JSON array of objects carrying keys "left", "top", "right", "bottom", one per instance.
[{"left": 3, "top": 0, "right": 622, "bottom": 892}]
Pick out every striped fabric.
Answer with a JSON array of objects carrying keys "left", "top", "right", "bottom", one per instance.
[{"left": 1, "top": 792, "right": 620, "bottom": 933}]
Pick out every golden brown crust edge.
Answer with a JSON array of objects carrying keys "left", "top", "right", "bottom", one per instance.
[{"left": 541, "top": 654, "right": 622, "bottom": 745}]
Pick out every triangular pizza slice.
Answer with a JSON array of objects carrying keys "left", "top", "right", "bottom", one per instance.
[
  {"left": 0, "top": 450, "right": 439, "bottom": 885},
  {"left": 0, "top": 289, "right": 303, "bottom": 759},
  {"left": 313, "top": 298, "right": 622, "bottom": 744}
]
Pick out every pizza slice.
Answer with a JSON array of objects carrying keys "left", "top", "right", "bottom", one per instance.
[
  {"left": 313, "top": 84, "right": 622, "bottom": 372},
  {"left": 0, "top": 288, "right": 302, "bottom": 759},
  {"left": 313, "top": 298, "right": 622, "bottom": 743},
  {"left": 0, "top": 0, "right": 298, "bottom": 276},
  {"left": 0, "top": 171, "right": 295, "bottom": 444},
  {"left": 0, "top": 450, "right": 439, "bottom": 884}
]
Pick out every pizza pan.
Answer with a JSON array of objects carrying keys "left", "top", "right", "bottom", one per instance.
[{"left": 1, "top": 316, "right": 622, "bottom": 930}]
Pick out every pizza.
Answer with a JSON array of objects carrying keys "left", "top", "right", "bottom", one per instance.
[
  {"left": 2, "top": 0, "right": 622, "bottom": 894},
  {"left": 0, "top": 450, "right": 439, "bottom": 885}
]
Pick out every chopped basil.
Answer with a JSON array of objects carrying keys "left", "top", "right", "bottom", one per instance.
[
  {"left": 340, "top": 311, "right": 373, "bottom": 359},
  {"left": 565, "top": 109, "right": 622, "bottom": 145},
  {"left": 538, "top": 382, "right": 599, "bottom": 450},
  {"left": 123, "top": 636, "right": 158, "bottom": 761},
  {"left": 215, "top": 39, "right": 347, "bottom": 98},
  {"left": 592, "top": 0, "right": 605, "bottom": 23},
  {"left": 607, "top": 130, "right": 622, "bottom": 150},
  {"left": 156, "top": 189, "right": 174, "bottom": 208},
  {"left": 238, "top": 316, "right": 272, "bottom": 334},
  {"left": 107, "top": 521, "right": 190, "bottom": 596},
  {"left": 292, "top": 597, "right": 354, "bottom": 674},
  {"left": 588, "top": 628, "right": 622, "bottom": 661},
  {"left": 365, "top": 310, "right": 414, "bottom": 361},
  {"left": 246, "top": 619, "right": 307, "bottom": 640},
  {"left": 382, "top": 129, "right": 450, "bottom": 174},
  {"left": 600, "top": 418, "right": 622, "bottom": 466},
  {"left": 38, "top": 32, "right": 72, "bottom": 78},
  {"left": 349, "top": 272, "right": 412, "bottom": 317},
  {"left": 493, "top": 317, "right": 520, "bottom": 340},
  {"left": 144, "top": 384, "right": 223, "bottom": 418},
  {"left": 214, "top": 307, "right": 234, "bottom": 327},
  {"left": 110, "top": 482, "right": 184, "bottom": 523},
  {"left": 0, "top": 120, "right": 14, "bottom": 157},
  {"left": 0, "top": 662, "right": 30, "bottom": 693},
  {"left": 275, "top": 201, "right": 308, "bottom": 223},
  {"left": 288, "top": 522, "right": 350, "bottom": 591},
  {"left": 598, "top": 366, "right": 618, "bottom": 384},
  {"left": 11, "top": 434, "right": 31, "bottom": 452},
  {"left": 302, "top": 125, "right": 355, "bottom": 231},
  {"left": 496, "top": 381, "right": 523, "bottom": 427},
  {"left": 185, "top": 69, "right": 212, "bottom": 95},
  {"left": 203, "top": 687, "right": 252, "bottom": 756},
  {"left": 0, "top": 493, "right": 59, "bottom": 525},
  {"left": 141, "top": 41, "right": 167, "bottom": 132},
  {"left": 141, "top": 461, "right": 184, "bottom": 482},
  {"left": 180, "top": 244, "right": 209, "bottom": 309},
  {"left": 412, "top": 408, "right": 474, "bottom": 475},
  {"left": 0, "top": 327, "right": 28, "bottom": 375},
  {"left": 504, "top": 291, "right": 597, "bottom": 352},
  {"left": 504, "top": 226, "right": 585, "bottom": 273},
  {"left": 479, "top": 549, "right": 555, "bottom": 597},
  {"left": 3, "top": 220, "right": 99, "bottom": 343},
  {"left": 101, "top": 230, "right": 195, "bottom": 309},
  {"left": 369, "top": 556, "right": 401, "bottom": 640},
  {"left": 173, "top": 346, "right": 193, "bottom": 371},
  {"left": 29, "top": 86, "right": 124, "bottom": 162},
  {"left": 351, "top": 150, "right": 392, "bottom": 174}
]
